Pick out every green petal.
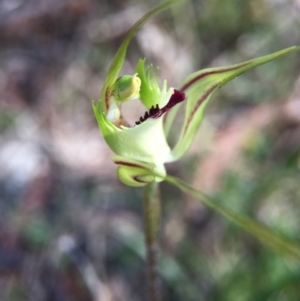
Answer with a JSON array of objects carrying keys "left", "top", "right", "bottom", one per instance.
[
  {"left": 112, "top": 156, "right": 166, "bottom": 187},
  {"left": 112, "top": 156, "right": 155, "bottom": 187},
  {"left": 99, "top": 0, "right": 187, "bottom": 112},
  {"left": 93, "top": 101, "right": 171, "bottom": 165},
  {"left": 168, "top": 46, "right": 300, "bottom": 161},
  {"left": 164, "top": 174, "right": 300, "bottom": 261}
]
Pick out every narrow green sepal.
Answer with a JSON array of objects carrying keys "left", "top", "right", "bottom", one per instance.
[
  {"left": 168, "top": 46, "right": 300, "bottom": 162},
  {"left": 164, "top": 174, "right": 300, "bottom": 261}
]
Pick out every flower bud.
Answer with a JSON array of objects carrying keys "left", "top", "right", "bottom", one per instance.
[{"left": 114, "top": 74, "right": 141, "bottom": 102}]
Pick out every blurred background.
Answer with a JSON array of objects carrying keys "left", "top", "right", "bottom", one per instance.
[{"left": 0, "top": 0, "right": 300, "bottom": 300}]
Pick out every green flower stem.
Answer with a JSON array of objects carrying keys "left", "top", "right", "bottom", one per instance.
[{"left": 143, "top": 182, "right": 161, "bottom": 301}]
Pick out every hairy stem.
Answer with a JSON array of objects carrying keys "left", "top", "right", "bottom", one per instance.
[{"left": 143, "top": 182, "right": 161, "bottom": 301}]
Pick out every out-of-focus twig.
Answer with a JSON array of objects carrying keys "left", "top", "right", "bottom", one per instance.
[{"left": 57, "top": 234, "right": 114, "bottom": 301}]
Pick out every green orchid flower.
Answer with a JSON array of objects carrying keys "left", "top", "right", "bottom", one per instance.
[{"left": 92, "top": 0, "right": 300, "bottom": 187}]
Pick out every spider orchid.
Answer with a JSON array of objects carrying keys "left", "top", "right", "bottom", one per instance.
[{"left": 92, "top": 0, "right": 299, "bottom": 187}]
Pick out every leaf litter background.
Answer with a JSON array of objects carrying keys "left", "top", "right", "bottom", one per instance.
[{"left": 0, "top": 0, "right": 300, "bottom": 300}]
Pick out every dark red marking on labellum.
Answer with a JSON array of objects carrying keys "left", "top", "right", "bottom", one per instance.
[
  {"left": 136, "top": 104, "right": 159, "bottom": 125},
  {"left": 135, "top": 89, "right": 185, "bottom": 125}
]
